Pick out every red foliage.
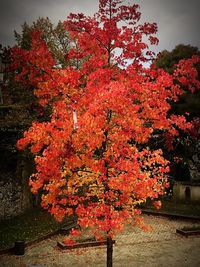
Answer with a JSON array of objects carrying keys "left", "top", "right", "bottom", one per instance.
[{"left": 13, "top": 0, "right": 200, "bottom": 240}]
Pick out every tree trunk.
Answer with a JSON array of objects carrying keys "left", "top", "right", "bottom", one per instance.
[{"left": 107, "top": 236, "right": 113, "bottom": 267}]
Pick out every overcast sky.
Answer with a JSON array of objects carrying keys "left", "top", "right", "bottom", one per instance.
[{"left": 0, "top": 0, "right": 200, "bottom": 55}]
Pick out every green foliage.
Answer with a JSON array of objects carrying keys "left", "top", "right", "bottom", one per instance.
[
  {"left": 0, "top": 208, "right": 69, "bottom": 250},
  {"left": 5, "top": 17, "right": 72, "bottom": 105},
  {"left": 154, "top": 44, "right": 200, "bottom": 74},
  {"left": 171, "top": 93, "right": 200, "bottom": 118},
  {"left": 14, "top": 17, "right": 70, "bottom": 67},
  {"left": 0, "top": 104, "right": 38, "bottom": 130}
]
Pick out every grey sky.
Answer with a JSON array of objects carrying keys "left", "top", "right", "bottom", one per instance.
[{"left": 0, "top": 0, "right": 200, "bottom": 54}]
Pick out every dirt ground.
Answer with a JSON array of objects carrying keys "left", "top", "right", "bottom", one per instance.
[{"left": 0, "top": 214, "right": 200, "bottom": 267}]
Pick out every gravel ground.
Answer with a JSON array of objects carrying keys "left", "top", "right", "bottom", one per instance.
[{"left": 0, "top": 214, "right": 200, "bottom": 267}]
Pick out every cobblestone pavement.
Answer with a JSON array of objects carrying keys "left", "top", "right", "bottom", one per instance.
[{"left": 0, "top": 214, "right": 200, "bottom": 267}]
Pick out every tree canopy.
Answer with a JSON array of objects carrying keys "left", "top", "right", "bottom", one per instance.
[{"left": 12, "top": 1, "right": 200, "bottom": 266}]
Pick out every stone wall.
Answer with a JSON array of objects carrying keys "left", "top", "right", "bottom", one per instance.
[
  {"left": 0, "top": 128, "right": 34, "bottom": 220},
  {"left": 0, "top": 172, "right": 28, "bottom": 219},
  {"left": 0, "top": 158, "right": 34, "bottom": 220}
]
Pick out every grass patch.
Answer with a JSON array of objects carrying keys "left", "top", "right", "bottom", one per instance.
[
  {"left": 142, "top": 198, "right": 200, "bottom": 217},
  {"left": 0, "top": 207, "right": 70, "bottom": 250}
]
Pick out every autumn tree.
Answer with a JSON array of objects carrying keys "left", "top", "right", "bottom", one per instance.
[{"left": 12, "top": 0, "right": 200, "bottom": 266}]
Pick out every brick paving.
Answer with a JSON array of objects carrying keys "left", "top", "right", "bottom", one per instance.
[{"left": 0, "top": 214, "right": 200, "bottom": 267}]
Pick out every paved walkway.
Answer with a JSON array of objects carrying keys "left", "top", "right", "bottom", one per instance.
[{"left": 0, "top": 214, "right": 200, "bottom": 267}]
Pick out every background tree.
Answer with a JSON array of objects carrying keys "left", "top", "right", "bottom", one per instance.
[
  {"left": 0, "top": 44, "right": 12, "bottom": 104},
  {"left": 153, "top": 44, "right": 200, "bottom": 183},
  {"left": 7, "top": 17, "right": 71, "bottom": 106},
  {"left": 154, "top": 44, "right": 200, "bottom": 74},
  {"left": 154, "top": 44, "right": 200, "bottom": 117},
  {"left": 13, "top": 1, "right": 200, "bottom": 266},
  {"left": 15, "top": 17, "right": 71, "bottom": 67}
]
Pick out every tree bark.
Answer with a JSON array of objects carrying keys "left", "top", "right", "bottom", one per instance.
[{"left": 107, "top": 236, "right": 113, "bottom": 267}]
